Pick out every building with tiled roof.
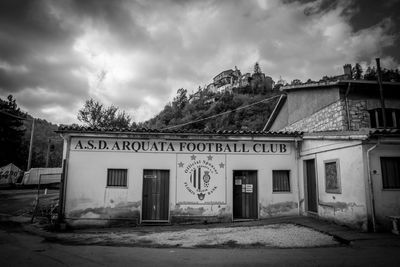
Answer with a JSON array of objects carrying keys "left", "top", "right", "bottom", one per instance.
[{"left": 263, "top": 76, "right": 400, "bottom": 232}]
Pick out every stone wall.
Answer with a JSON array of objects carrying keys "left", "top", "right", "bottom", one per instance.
[
  {"left": 282, "top": 99, "right": 372, "bottom": 132},
  {"left": 347, "top": 100, "right": 370, "bottom": 130},
  {"left": 282, "top": 100, "right": 347, "bottom": 132}
]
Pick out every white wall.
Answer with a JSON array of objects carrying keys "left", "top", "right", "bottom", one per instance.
[
  {"left": 368, "top": 144, "right": 400, "bottom": 230},
  {"left": 300, "top": 140, "right": 368, "bottom": 230},
  {"left": 63, "top": 135, "right": 298, "bottom": 226}
]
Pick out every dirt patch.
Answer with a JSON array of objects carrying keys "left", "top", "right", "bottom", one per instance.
[{"left": 52, "top": 223, "right": 338, "bottom": 248}]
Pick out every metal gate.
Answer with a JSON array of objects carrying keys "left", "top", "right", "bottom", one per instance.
[
  {"left": 233, "top": 170, "right": 258, "bottom": 219},
  {"left": 142, "top": 169, "right": 169, "bottom": 221}
]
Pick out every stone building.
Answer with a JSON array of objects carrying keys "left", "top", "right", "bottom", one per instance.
[
  {"left": 264, "top": 80, "right": 400, "bottom": 132},
  {"left": 207, "top": 66, "right": 274, "bottom": 93},
  {"left": 264, "top": 79, "right": 400, "bottom": 232}
]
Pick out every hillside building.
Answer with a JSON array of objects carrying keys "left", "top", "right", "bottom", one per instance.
[{"left": 207, "top": 66, "right": 274, "bottom": 93}]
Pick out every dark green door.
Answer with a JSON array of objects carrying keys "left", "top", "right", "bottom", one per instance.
[
  {"left": 233, "top": 170, "right": 258, "bottom": 219},
  {"left": 142, "top": 169, "right": 169, "bottom": 221}
]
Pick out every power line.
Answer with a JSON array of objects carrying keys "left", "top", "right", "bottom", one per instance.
[
  {"left": 0, "top": 109, "right": 27, "bottom": 120},
  {"left": 162, "top": 94, "right": 281, "bottom": 130}
]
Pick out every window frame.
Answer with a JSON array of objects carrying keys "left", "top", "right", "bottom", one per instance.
[
  {"left": 369, "top": 108, "right": 400, "bottom": 129},
  {"left": 380, "top": 157, "right": 400, "bottom": 190},
  {"left": 106, "top": 168, "right": 128, "bottom": 188},
  {"left": 272, "top": 170, "right": 291, "bottom": 193},
  {"left": 324, "top": 159, "right": 341, "bottom": 194}
]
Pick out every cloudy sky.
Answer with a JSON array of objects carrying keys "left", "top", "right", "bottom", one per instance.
[{"left": 0, "top": 0, "right": 399, "bottom": 125}]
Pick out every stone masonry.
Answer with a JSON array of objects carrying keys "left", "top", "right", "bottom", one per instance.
[
  {"left": 282, "top": 99, "right": 371, "bottom": 132},
  {"left": 347, "top": 100, "right": 370, "bottom": 130}
]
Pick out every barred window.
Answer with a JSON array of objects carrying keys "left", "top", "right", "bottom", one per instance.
[
  {"left": 107, "top": 169, "right": 127, "bottom": 187},
  {"left": 325, "top": 160, "right": 341, "bottom": 194},
  {"left": 273, "top": 170, "right": 290, "bottom": 192},
  {"left": 381, "top": 157, "right": 400, "bottom": 189}
]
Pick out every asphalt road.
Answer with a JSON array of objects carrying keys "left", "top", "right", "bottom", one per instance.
[{"left": 1, "top": 226, "right": 400, "bottom": 267}]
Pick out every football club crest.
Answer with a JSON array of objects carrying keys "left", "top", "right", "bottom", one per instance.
[{"left": 177, "top": 154, "right": 226, "bottom": 203}]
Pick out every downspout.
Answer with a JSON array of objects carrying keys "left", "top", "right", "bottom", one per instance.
[
  {"left": 295, "top": 138, "right": 302, "bottom": 215},
  {"left": 344, "top": 82, "right": 351, "bottom": 130},
  {"left": 366, "top": 142, "right": 379, "bottom": 232}
]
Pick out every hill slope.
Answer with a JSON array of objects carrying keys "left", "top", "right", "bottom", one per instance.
[{"left": 143, "top": 89, "right": 281, "bottom": 131}]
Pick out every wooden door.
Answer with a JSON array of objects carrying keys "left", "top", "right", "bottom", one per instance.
[
  {"left": 233, "top": 170, "right": 258, "bottom": 219},
  {"left": 142, "top": 169, "right": 169, "bottom": 221},
  {"left": 305, "top": 160, "right": 318, "bottom": 213}
]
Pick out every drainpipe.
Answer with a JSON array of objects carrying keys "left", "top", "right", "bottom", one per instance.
[
  {"left": 344, "top": 82, "right": 352, "bottom": 130},
  {"left": 295, "top": 138, "right": 302, "bottom": 215},
  {"left": 366, "top": 142, "right": 379, "bottom": 232}
]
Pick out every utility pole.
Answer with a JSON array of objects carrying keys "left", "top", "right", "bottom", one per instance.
[
  {"left": 27, "top": 118, "right": 35, "bottom": 171},
  {"left": 376, "top": 58, "right": 386, "bottom": 129},
  {"left": 45, "top": 138, "right": 51, "bottom": 168}
]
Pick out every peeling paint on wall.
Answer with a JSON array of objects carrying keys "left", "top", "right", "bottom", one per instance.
[
  {"left": 318, "top": 201, "right": 363, "bottom": 214},
  {"left": 67, "top": 201, "right": 141, "bottom": 221},
  {"left": 318, "top": 201, "right": 367, "bottom": 230},
  {"left": 260, "top": 201, "right": 298, "bottom": 217},
  {"left": 170, "top": 204, "right": 231, "bottom": 223}
]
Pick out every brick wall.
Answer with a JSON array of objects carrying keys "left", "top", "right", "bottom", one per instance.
[{"left": 281, "top": 99, "right": 371, "bottom": 132}]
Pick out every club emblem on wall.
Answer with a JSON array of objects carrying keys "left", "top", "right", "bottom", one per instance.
[{"left": 178, "top": 154, "right": 225, "bottom": 201}]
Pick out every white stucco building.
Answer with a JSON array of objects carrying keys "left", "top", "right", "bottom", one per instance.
[
  {"left": 264, "top": 79, "right": 400, "bottom": 232},
  {"left": 57, "top": 128, "right": 302, "bottom": 227}
]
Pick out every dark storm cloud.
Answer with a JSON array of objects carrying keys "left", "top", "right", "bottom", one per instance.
[
  {"left": 0, "top": 0, "right": 399, "bottom": 124},
  {"left": 0, "top": 0, "right": 88, "bottom": 94}
]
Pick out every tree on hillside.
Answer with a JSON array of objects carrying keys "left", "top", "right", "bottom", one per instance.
[
  {"left": 363, "top": 66, "right": 400, "bottom": 82},
  {"left": 352, "top": 63, "right": 363, "bottom": 79},
  {"left": 173, "top": 88, "right": 188, "bottom": 110},
  {"left": 0, "top": 95, "right": 26, "bottom": 168},
  {"left": 364, "top": 66, "right": 376, "bottom": 80},
  {"left": 77, "top": 98, "right": 134, "bottom": 128},
  {"left": 254, "top": 62, "right": 262, "bottom": 74},
  {"left": 291, "top": 79, "right": 302, "bottom": 85}
]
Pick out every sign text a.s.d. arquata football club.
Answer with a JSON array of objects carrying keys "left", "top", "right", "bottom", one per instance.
[{"left": 70, "top": 138, "right": 291, "bottom": 154}]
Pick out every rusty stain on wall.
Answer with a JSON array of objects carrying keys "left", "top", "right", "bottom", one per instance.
[{"left": 260, "top": 201, "right": 298, "bottom": 217}]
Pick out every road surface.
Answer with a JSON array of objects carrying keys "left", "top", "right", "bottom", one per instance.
[{"left": 1, "top": 225, "right": 399, "bottom": 267}]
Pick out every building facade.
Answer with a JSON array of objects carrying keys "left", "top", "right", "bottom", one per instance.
[
  {"left": 57, "top": 80, "right": 400, "bottom": 231},
  {"left": 264, "top": 80, "right": 400, "bottom": 232},
  {"left": 58, "top": 128, "right": 301, "bottom": 228}
]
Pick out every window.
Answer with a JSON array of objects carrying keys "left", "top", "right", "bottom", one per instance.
[
  {"left": 273, "top": 170, "right": 290, "bottom": 192},
  {"left": 369, "top": 108, "right": 400, "bottom": 129},
  {"left": 325, "top": 160, "right": 341, "bottom": 193},
  {"left": 381, "top": 157, "right": 400, "bottom": 189},
  {"left": 107, "top": 169, "right": 127, "bottom": 187}
]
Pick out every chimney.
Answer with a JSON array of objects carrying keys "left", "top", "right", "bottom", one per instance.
[{"left": 343, "top": 64, "right": 352, "bottom": 79}]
